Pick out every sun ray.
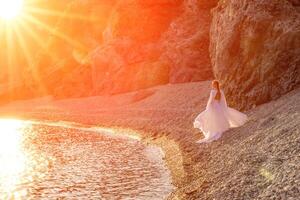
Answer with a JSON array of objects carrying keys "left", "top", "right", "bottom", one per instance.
[
  {"left": 25, "top": 7, "right": 95, "bottom": 22},
  {"left": 5, "top": 24, "right": 15, "bottom": 99},
  {"left": 13, "top": 23, "right": 48, "bottom": 95},
  {"left": 23, "top": 14, "right": 88, "bottom": 52},
  {"left": 17, "top": 19, "right": 58, "bottom": 61},
  {"left": 0, "top": 1, "right": 93, "bottom": 102}
]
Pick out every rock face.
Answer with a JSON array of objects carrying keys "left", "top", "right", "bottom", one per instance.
[
  {"left": 89, "top": 0, "right": 217, "bottom": 94},
  {"left": 160, "top": 0, "right": 217, "bottom": 83},
  {"left": 210, "top": 0, "right": 300, "bottom": 110},
  {"left": 0, "top": 0, "right": 217, "bottom": 102},
  {"left": 90, "top": 0, "right": 182, "bottom": 94}
]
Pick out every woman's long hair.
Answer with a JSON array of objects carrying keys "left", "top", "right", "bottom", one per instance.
[{"left": 213, "top": 80, "right": 221, "bottom": 101}]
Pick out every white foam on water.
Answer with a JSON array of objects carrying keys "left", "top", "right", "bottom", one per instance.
[
  {"left": 144, "top": 145, "right": 174, "bottom": 199},
  {"left": 27, "top": 119, "right": 141, "bottom": 140}
]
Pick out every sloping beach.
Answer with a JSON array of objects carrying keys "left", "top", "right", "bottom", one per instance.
[{"left": 0, "top": 81, "right": 299, "bottom": 199}]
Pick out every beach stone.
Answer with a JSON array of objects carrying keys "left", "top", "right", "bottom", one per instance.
[{"left": 210, "top": 0, "right": 300, "bottom": 110}]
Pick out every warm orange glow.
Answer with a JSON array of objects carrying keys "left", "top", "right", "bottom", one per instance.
[
  {"left": 0, "top": 0, "right": 23, "bottom": 20},
  {"left": 0, "top": 0, "right": 90, "bottom": 98},
  {"left": 23, "top": 14, "right": 87, "bottom": 51},
  {"left": 27, "top": 6, "right": 94, "bottom": 21}
]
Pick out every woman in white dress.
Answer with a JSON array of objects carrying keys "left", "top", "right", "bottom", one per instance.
[{"left": 194, "top": 80, "right": 248, "bottom": 143}]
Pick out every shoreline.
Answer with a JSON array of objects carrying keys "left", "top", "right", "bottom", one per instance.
[
  {"left": 0, "top": 115, "right": 191, "bottom": 192},
  {"left": 0, "top": 117, "right": 181, "bottom": 198},
  {"left": 0, "top": 117, "right": 175, "bottom": 198},
  {"left": 0, "top": 81, "right": 299, "bottom": 199},
  {"left": 0, "top": 81, "right": 212, "bottom": 199}
]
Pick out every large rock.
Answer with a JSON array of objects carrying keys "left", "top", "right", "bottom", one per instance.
[
  {"left": 210, "top": 0, "right": 300, "bottom": 110},
  {"left": 89, "top": 0, "right": 182, "bottom": 93},
  {"left": 108, "top": 0, "right": 183, "bottom": 43},
  {"left": 160, "top": 0, "right": 217, "bottom": 83},
  {"left": 90, "top": 0, "right": 217, "bottom": 93},
  {"left": 90, "top": 37, "right": 167, "bottom": 94},
  {"left": 0, "top": 0, "right": 218, "bottom": 103},
  {"left": 91, "top": 40, "right": 169, "bottom": 94}
]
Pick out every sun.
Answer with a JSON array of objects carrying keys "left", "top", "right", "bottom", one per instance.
[{"left": 0, "top": 0, "right": 24, "bottom": 20}]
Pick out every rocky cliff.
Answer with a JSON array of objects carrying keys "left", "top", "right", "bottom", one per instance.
[
  {"left": 0, "top": 0, "right": 217, "bottom": 102},
  {"left": 90, "top": 0, "right": 217, "bottom": 94},
  {"left": 159, "top": 0, "right": 217, "bottom": 83},
  {"left": 210, "top": 0, "right": 300, "bottom": 110},
  {"left": 0, "top": 0, "right": 299, "bottom": 110}
]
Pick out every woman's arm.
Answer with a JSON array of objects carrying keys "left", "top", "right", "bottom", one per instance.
[
  {"left": 221, "top": 90, "right": 228, "bottom": 107},
  {"left": 206, "top": 90, "right": 214, "bottom": 109}
]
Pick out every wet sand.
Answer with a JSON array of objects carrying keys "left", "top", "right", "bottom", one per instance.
[{"left": 0, "top": 81, "right": 299, "bottom": 199}]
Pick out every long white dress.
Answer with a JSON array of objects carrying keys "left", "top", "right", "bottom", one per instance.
[{"left": 194, "top": 89, "right": 248, "bottom": 143}]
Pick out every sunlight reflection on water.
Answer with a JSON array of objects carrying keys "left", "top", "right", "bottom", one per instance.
[
  {"left": 0, "top": 120, "right": 54, "bottom": 199},
  {"left": 0, "top": 120, "right": 26, "bottom": 198},
  {"left": 0, "top": 119, "right": 173, "bottom": 199}
]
